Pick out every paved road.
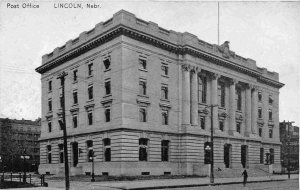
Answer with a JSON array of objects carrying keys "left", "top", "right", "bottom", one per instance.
[{"left": 157, "top": 179, "right": 299, "bottom": 190}]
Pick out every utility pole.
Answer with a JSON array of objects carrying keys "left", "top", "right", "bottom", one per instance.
[
  {"left": 210, "top": 105, "right": 214, "bottom": 184},
  {"left": 57, "top": 71, "right": 70, "bottom": 190}
]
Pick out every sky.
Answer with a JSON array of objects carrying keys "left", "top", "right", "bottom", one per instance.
[{"left": 0, "top": 1, "right": 299, "bottom": 126}]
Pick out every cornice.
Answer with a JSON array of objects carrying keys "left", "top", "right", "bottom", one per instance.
[{"left": 36, "top": 24, "right": 284, "bottom": 88}]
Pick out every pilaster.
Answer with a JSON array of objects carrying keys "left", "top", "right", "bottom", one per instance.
[
  {"left": 210, "top": 73, "right": 219, "bottom": 132},
  {"left": 245, "top": 84, "right": 252, "bottom": 137},
  {"left": 182, "top": 64, "right": 191, "bottom": 126},
  {"left": 190, "top": 67, "right": 199, "bottom": 126}
]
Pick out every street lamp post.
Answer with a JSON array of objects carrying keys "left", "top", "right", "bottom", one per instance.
[
  {"left": 20, "top": 153, "right": 30, "bottom": 183},
  {"left": 88, "top": 148, "right": 95, "bottom": 182}
]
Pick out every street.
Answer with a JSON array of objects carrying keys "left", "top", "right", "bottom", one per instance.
[{"left": 157, "top": 179, "right": 299, "bottom": 190}]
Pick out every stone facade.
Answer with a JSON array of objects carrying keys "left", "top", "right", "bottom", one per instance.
[{"left": 36, "top": 10, "right": 284, "bottom": 176}]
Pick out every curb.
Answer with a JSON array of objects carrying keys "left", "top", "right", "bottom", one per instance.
[{"left": 126, "top": 178, "right": 294, "bottom": 190}]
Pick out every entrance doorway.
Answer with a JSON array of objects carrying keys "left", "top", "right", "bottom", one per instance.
[
  {"left": 72, "top": 142, "right": 79, "bottom": 167},
  {"left": 241, "top": 145, "right": 248, "bottom": 168},
  {"left": 224, "top": 144, "right": 232, "bottom": 168}
]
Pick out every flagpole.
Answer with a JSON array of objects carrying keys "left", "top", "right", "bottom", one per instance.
[{"left": 218, "top": 1, "right": 220, "bottom": 45}]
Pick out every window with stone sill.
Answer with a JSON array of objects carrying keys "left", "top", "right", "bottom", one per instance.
[
  {"left": 73, "top": 69, "right": 78, "bottom": 82},
  {"left": 269, "top": 95, "right": 273, "bottom": 105},
  {"left": 260, "top": 148, "right": 264, "bottom": 164},
  {"left": 268, "top": 109, "right": 273, "bottom": 121},
  {"left": 161, "top": 65, "right": 168, "bottom": 76},
  {"left": 88, "top": 63, "right": 93, "bottom": 76},
  {"left": 59, "top": 144, "right": 64, "bottom": 163},
  {"left": 73, "top": 90, "right": 78, "bottom": 105},
  {"left": 139, "top": 80, "right": 147, "bottom": 96},
  {"left": 139, "top": 138, "right": 148, "bottom": 161},
  {"left": 105, "top": 80, "right": 111, "bottom": 95},
  {"left": 236, "top": 88, "right": 242, "bottom": 111},
  {"left": 236, "top": 122, "right": 241, "bottom": 133},
  {"left": 88, "top": 111, "right": 93, "bottom": 125},
  {"left": 46, "top": 145, "right": 52, "bottom": 164},
  {"left": 198, "top": 76, "right": 207, "bottom": 104},
  {"left": 162, "top": 111, "right": 168, "bottom": 125},
  {"left": 48, "top": 99, "right": 52, "bottom": 112},
  {"left": 258, "top": 107, "right": 262, "bottom": 119},
  {"left": 218, "top": 82, "right": 226, "bottom": 108},
  {"left": 48, "top": 121, "right": 52, "bottom": 133},
  {"left": 59, "top": 95, "right": 63, "bottom": 108},
  {"left": 269, "top": 128, "right": 273, "bottom": 138},
  {"left": 219, "top": 120, "right": 224, "bottom": 131},
  {"left": 200, "top": 116, "right": 205, "bottom": 129},
  {"left": 103, "top": 57, "right": 111, "bottom": 71},
  {"left": 139, "top": 108, "right": 147, "bottom": 122},
  {"left": 161, "top": 86, "right": 168, "bottom": 100},
  {"left": 259, "top": 128, "right": 262, "bottom": 137},
  {"left": 103, "top": 138, "right": 111, "bottom": 162},
  {"left": 105, "top": 108, "right": 111, "bottom": 122},
  {"left": 88, "top": 85, "right": 93, "bottom": 100},
  {"left": 139, "top": 58, "right": 147, "bottom": 70},
  {"left": 48, "top": 80, "right": 52, "bottom": 92},
  {"left": 258, "top": 92, "right": 262, "bottom": 102},
  {"left": 269, "top": 148, "right": 274, "bottom": 164},
  {"left": 72, "top": 115, "right": 78, "bottom": 128},
  {"left": 161, "top": 140, "right": 169, "bottom": 162}
]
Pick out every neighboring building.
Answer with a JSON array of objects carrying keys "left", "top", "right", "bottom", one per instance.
[
  {"left": 280, "top": 122, "right": 299, "bottom": 171},
  {"left": 0, "top": 118, "right": 41, "bottom": 172},
  {"left": 36, "top": 10, "right": 284, "bottom": 176}
]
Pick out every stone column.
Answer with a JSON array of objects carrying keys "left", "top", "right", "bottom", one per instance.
[
  {"left": 245, "top": 84, "right": 252, "bottom": 137},
  {"left": 229, "top": 79, "right": 237, "bottom": 135},
  {"left": 190, "top": 67, "right": 199, "bottom": 126},
  {"left": 211, "top": 73, "right": 219, "bottom": 131},
  {"left": 251, "top": 85, "right": 258, "bottom": 135},
  {"left": 182, "top": 64, "right": 191, "bottom": 125}
]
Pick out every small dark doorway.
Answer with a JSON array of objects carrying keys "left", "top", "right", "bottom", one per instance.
[
  {"left": 72, "top": 142, "right": 79, "bottom": 167},
  {"left": 224, "top": 144, "right": 232, "bottom": 168},
  {"left": 241, "top": 145, "right": 248, "bottom": 168}
]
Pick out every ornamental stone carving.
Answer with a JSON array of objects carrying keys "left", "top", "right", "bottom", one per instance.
[
  {"left": 181, "top": 64, "right": 191, "bottom": 71},
  {"left": 218, "top": 41, "right": 235, "bottom": 59}
]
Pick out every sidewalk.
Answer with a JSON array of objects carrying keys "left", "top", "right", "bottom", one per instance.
[{"left": 18, "top": 174, "right": 299, "bottom": 190}]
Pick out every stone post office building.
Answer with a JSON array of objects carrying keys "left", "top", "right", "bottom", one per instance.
[{"left": 36, "top": 10, "right": 284, "bottom": 176}]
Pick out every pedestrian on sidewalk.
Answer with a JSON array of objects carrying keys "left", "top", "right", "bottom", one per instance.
[{"left": 242, "top": 169, "right": 248, "bottom": 187}]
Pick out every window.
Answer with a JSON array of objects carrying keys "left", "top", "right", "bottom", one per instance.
[
  {"left": 162, "top": 111, "right": 168, "bottom": 125},
  {"left": 259, "top": 128, "right": 262, "bottom": 137},
  {"left": 269, "top": 128, "right": 273, "bottom": 138},
  {"left": 236, "top": 122, "right": 241, "bottom": 133},
  {"left": 258, "top": 92, "right": 262, "bottom": 102},
  {"left": 105, "top": 80, "right": 111, "bottom": 95},
  {"left": 59, "top": 144, "right": 64, "bottom": 163},
  {"left": 72, "top": 115, "right": 78, "bottom": 128},
  {"left": 139, "top": 80, "right": 147, "bottom": 95},
  {"left": 236, "top": 88, "right": 242, "bottom": 111},
  {"left": 219, "top": 120, "right": 224, "bottom": 131},
  {"left": 268, "top": 109, "right": 273, "bottom": 121},
  {"left": 139, "top": 58, "right": 147, "bottom": 70},
  {"left": 200, "top": 117, "right": 205, "bottom": 129},
  {"left": 60, "top": 95, "right": 63, "bottom": 108},
  {"left": 269, "top": 95, "right": 273, "bottom": 105},
  {"left": 139, "top": 138, "right": 148, "bottom": 161},
  {"left": 73, "top": 69, "right": 78, "bottom": 82},
  {"left": 139, "top": 108, "right": 147, "bottom": 122},
  {"left": 88, "top": 85, "right": 93, "bottom": 100},
  {"left": 103, "top": 57, "right": 111, "bottom": 70},
  {"left": 204, "top": 142, "right": 212, "bottom": 164},
  {"left": 58, "top": 119, "right": 63, "bottom": 130},
  {"left": 48, "top": 122, "right": 52, "bottom": 133},
  {"left": 218, "top": 82, "right": 226, "bottom": 107},
  {"left": 260, "top": 148, "right": 264, "bottom": 164},
  {"left": 199, "top": 76, "right": 207, "bottom": 103},
  {"left": 105, "top": 108, "right": 111, "bottom": 122},
  {"left": 48, "top": 99, "right": 52, "bottom": 112},
  {"left": 103, "top": 138, "right": 111, "bottom": 162},
  {"left": 161, "top": 86, "right": 168, "bottom": 100},
  {"left": 73, "top": 90, "right": 78, "bottom": 104},
  {"left": 87, "top": 140, "right": 93, "bottom": 162},
  {"left": 88, "top": 112, "right": 93, "bottom": 125},
  {"left": 47, "top": 145, "right": 52, "bottom": 164},
  {"left": 258, "top": 107, "right": 262, "bottom": 119},
  {"left": 161, "top": 140, "right": 169, "bottom": 162},
  {"left": 88, "top": 63, "right": 93, "bottom": 76},
  {"left": 269, "top": 148, "right": 274, "bottom": 164},
  {"left": 161, "top": 65, "right": 168, "bottom": 76},
  {"left": 48, "top": 81, "right": 52, "bottom": 92}
]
